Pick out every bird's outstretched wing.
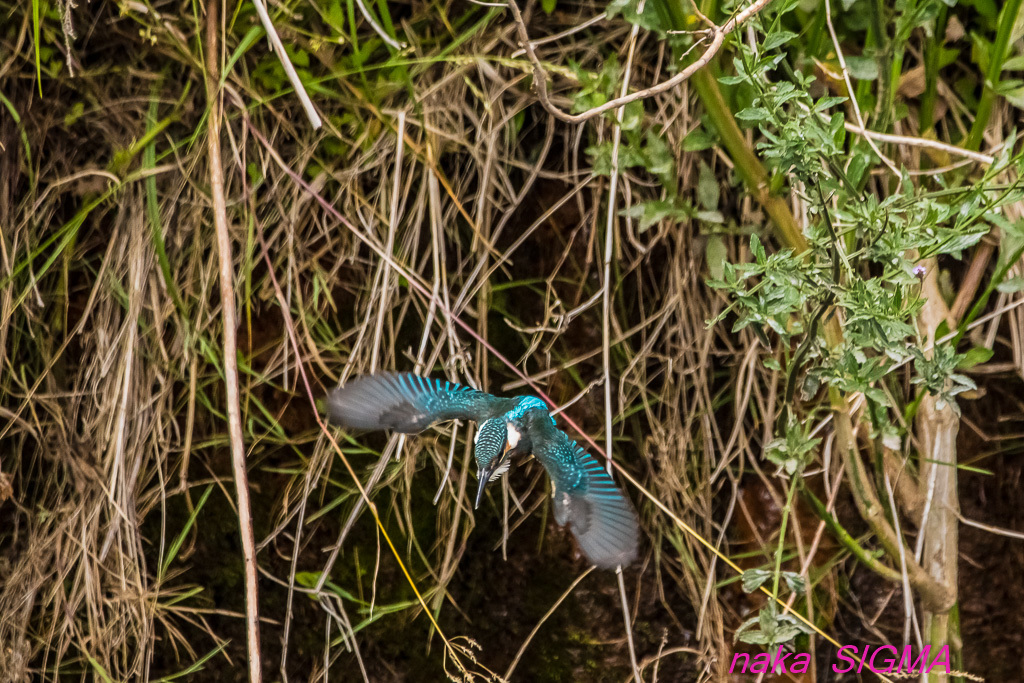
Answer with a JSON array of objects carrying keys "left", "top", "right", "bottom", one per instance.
[
  {"left": 532, "top": 422, "right": 639, "bottom": 568},
  {"left": 327, "top": 372, "right": 507, "bottom": 434}
]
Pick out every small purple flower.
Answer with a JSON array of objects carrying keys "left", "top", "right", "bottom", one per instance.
[{"left": 912, "top": 264, "right": 927, "bottom": 278}]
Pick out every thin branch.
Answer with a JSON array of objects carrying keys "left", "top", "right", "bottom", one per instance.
[
  {"left": 504, "top": 568, "right": 594, "bottom": 679},
  {"left": 250, "top": 0, "right": 322, "bottom": 129},
  {"left": 844, "top": 123, "right": 997, "bottom": 165},
  {"left": 204, "top": 3, "right": 262, "bottom": 681},
  {"left": 951, "top": 237, "right": 996, "bottom": 321},
  {"left": 507, "top": 0, "right": 776, "bottom": 124},
  {"left": 958, "top": 513, "right": 1024, "bottom": 540},
  {"left": 823, "top": 0, "right": 900, "bottom": 176},
  {"left": 600, "top": 7, "right": 644, "bottom": 679},
  {"left": 508, "top": 13, "right": 606, "bottom": 57},
  {"left": 353, "top": 0, "right": 408, "bottom": 50}
]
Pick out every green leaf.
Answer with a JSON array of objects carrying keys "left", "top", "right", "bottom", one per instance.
[
  {"left": 970, "top": 0, "right": 997, "bottom": 21},
  {"left": 541, "top": 0, "right": 557, "bottom": 13},
  {"left": 957, "top": 346, "right": 993, "bottom": 370},
  {"left": 64, "top": 101, "right": 85, "bottom": 126},
  {"left": 605, "top": 0, "right": 665, "bottom": 32},
  {"left": 695, "top": 210, "right": 725, "bottom": 224},
  {"left": 846, "top": 152, "right": 871, "bottom": 187},
  {"left": 684, "top": 126, "right": 715, "bottom": 151},
  {"left": 830, "top": 111, "right": 847, "bottom": 147},
  {"left": 619, "top": 199, "right": 690, "bottom": 232},
  {"left": 845, "top": 55, "right": 878, "bottom": 81},
  {"left": 706, "top": 235, "right": 727, "bottom": 281},
  {"left": 734, "top": 615, "right": 762, "bottom": 643},
  {"left": 939, "top": 45, "right": 960, "bottom": 69},
  {"left": 997, "top": 276, "right": 1024, "bottom": 292},
  {"left": 814, "top": 96, "right": 848, "bottom": 112},
  {"left": 246, "top": 162, "right": 264, "bottom": 187},
  {"left": 999, "top": 83, "right": 1024, "bottom": 110},
  {"left": 741, "top": 568, "right": 772, "bottom": 593},
  {"left": 697, "top": 162, "right": 719, "bottom": 210},
  {"left": 995, "top": 79, "right": 1024, "bottom": 95},
  {"left": 762, "top": 30, "right": 798, "bottom": 52},
  {"left": 750, "top": 233, "right": 766, "bottom": 265},
  {"left": 782, "top": 572, "right": 806, "bottom": 594},
  {"left": 620, "top": 100, "right": 644, "bottom": 131},
  {"left": 759, "top": 605, "right": 777, "bottom": 635},
  {"left": 736, "top": 106, "right": 771, "bottom": 121},
  {"left": 971, "top": 33, "right": 991, "bottom": 79},
  {"left": 160, "top": 484, "right": 215, "bottom": 579}
]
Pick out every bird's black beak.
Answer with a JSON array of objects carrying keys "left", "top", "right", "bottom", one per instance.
[
  {"left": 474, "top": 463, "right": 495, "bottom": 509},
  {"left": 475, "top": 441, "right": 512, "bottom": 509}
]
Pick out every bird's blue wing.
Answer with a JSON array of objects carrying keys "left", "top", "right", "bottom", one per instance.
[
  {"left": 327, "top": 372, "right": 505, "bottom": 434},
  {"left": 534, "top": 425, "right": 639, "bottom": 568}
]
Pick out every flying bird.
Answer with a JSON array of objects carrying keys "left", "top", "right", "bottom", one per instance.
[{"left": 326, "top": 372, "right": 639, "bottom": 568}]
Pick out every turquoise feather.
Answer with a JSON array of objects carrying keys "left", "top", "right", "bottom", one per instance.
[{"left": 326, "top": 372, "right": 640, "bottom": 568}]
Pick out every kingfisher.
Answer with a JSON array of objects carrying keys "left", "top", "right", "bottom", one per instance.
[{"left": 326, "top": 372, "right": 639, "bottom": 568}]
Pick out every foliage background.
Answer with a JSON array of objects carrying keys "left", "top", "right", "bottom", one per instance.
[{"left": 2, "top": 0, "right": 1024, "bottom": 680}]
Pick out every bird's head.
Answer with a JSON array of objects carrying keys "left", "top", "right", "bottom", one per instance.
[{"left": 473, "top": 418, "right": 521, "bottom": 508}]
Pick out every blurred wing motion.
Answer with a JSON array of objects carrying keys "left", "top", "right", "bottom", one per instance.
[
  {"left": 327, "top": 372, "right": 503, "bottom": 434},
  {"left": 533, "top": 423, "right": 639, "bottom": 568}
]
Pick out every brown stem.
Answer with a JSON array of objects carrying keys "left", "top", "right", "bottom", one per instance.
[
  {"left": 917, "top": 259, "right": 961, "bottom": 678},
  {"left": 205, "top": 3, "right": 263, "bottom": 681},
  {"left": 882, "top": 445, "right": 925, "bottom": 522},
  {"left": 833, "top": 396, "right": 955, "bottom": 611},
  {"left": 950, "top": 237, "right": 996, "bottom": 323}
]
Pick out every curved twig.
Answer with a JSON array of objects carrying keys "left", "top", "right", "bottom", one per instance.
[{"left": 507, "top": 0, "right": 776, "bottom": 124}]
